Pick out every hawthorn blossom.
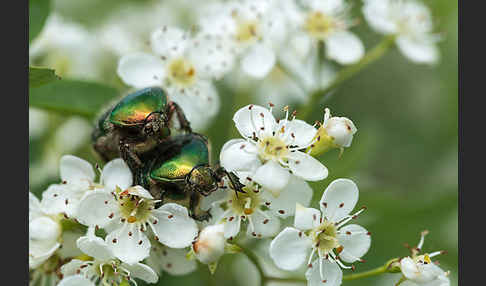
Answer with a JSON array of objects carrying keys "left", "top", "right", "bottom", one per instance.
[
  {"left": 198, "top": 0, "right": 288, "bottom": 78},
  {"left": 220, "top": 104, "right": 328, "bottom": 195},
  {"left": 145, "top": 239, "right": 197, "bottom": 277},
  {"left": 58, "top": 227, "right": 158, "bottom": 286},
  {"left": 283, "top": 0, "right": 364, "bottom": 65},
  {"left": 308, "top": 108, "right": 357, "bottom": 156},
  {"left": 76, "top": 185, "right": 198, "bottom": 264},
  {"left": 269, "top": 179, "right": 370, "bottom": 286},
  {"left": 398, "top": 231, "right": 450, "bottom": 286},
  {"left": 202, "top": 176, "right": 313, "bottom": 239},
  {"left": 362, "top": 0, "right": 440, "bottom": 64},
  {"left": 117, "top": 26, "right": 233, "bottom": 130},
  {"left": 29, "top": 192, "right": 62, "bottom": 269}
]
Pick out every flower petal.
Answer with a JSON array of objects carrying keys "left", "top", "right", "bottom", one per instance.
[
  {"left": 106, "top": 224, "right": 150, "bottom": 264},
  {"left": 294, "top": 204, "right": 321, "bottom": 231},
  {"left": 151, "top": 26, "right": 188, "bottom": 58},
  {"left": 249, "top": 211, "right": 280, "bottom": 238},
  {"left": 336, "top": 224, "right": 371, "bottom": 263},
  {"left": 233, "top": 104, "right": 277, "bottom": 139},
  {"left": 58, "top": 275, "right": 95, "bottom": 286},
  {"left": 396, "top": 36, "right": 439, "bottom": 64},
  {"left": 252, "top": 161, "right": 290, "bottom": 195},
  {"left": 224, "top": 215, "right": 241, "bottom": 239},
  {"left": 262, "top": 176, "right": 313, "bottom": 218},
  {"left": 305, "top": 258, "right": 343, "bottom": 286},
  {"left": 60, "top": 155, "right": 95, "bottom": 184},
  {"left": 75, "top": 190, "right": 119, "bottom": 228},
  {"left": 151, "top": 203, "right": 198, "bottom": 248},
  {"left": 287, "top": 151, "right": 328, "bottom": 181},
  {"left": 60, "top": 259, "right": 85, "bottom": 276},
  {"left": 76, "top": 232, "right": 114, "bottom": 261},
  {"left": 269, "top": 227, "right": 311, "bottom": 270},
  {"left": 29, "top": 192, "right": 42, "bottom": 221},
  {"left": 29, "top": 242, "right": 60, "bottom": 269},
  {"left": 147, "top": 245, "right": 198, "bottom": 276},
  {"left": 241, "top": 43, "right": 276, "bottom": 78},
  {"left": 219, "top": 139, "right": 261, "bottom": 173},
  {"left": 282, "top": 119, "right": 318, "bottom": 147},
  {"left": 320, "top": 178, "right": 359, "bottom": 223},
  {"left": 126, "top": 186, "right": 154, "bottom": 200},
  {"left": 117, "top": 52, "right": 165, "bottom": 88},
  {"left": 122, "top": 262, "right": 158, "bottom": 283},
  {"left": 326, "top": 30, "right": 364, "bottom": 65},
  {"left": 101, "top": 159, "right": 133, "bottom": 192}
]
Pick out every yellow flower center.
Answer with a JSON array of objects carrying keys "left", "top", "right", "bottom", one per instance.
[
  {"left": 258, "top": 136, "right": 289, "bottom": 162},
  {"left": 235, "top": 20, "right": 260, "bottom": 43},
  {"left": 167, "top": 58, "right": 196, "bottom": 86},
  {"left": 304, "top": 11, "right": 335, "bottom": 40},
  {"left": 310, "top": 220, "right": 339, "bottom": 254},
  {"left": 118, "top": 194, "right": 154, "bottom": 224},
  {"left": 225, "top": 186, "right": 261, "bottom": 216}
]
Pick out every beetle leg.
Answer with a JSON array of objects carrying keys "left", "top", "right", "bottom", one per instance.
[
  {"left": 168, "top": 101, "right": 192, "bottom": 133},
  {"left": 214, "top": 166, "right": 246, "bottom": 196},
  {"left": 189, "top": 192, "right": 212, "bottom": 222},
  {"left": 119, "top": 139, "right": 143, "bottom": 171}
]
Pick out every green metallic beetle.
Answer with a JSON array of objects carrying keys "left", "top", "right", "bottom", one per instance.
[
  {"left": 92, "top": 87, "right": 191, "bottom": 166},
  {"left": 134, "top": 132, "right": 244, "bottom": 221}
]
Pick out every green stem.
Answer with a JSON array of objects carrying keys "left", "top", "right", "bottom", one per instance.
[
  {"left": 264, "top": 277, "right": 306, "bottom": 284},
  {"left": 300, "top": 35, "right": 396, "bottom": 121},
  {"left": 343, "top": 264, "right": 388, "bottom": 281}
]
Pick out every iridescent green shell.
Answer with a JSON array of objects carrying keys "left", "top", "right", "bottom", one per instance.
[
  {"left": 109, "top": 87, "right": 167, "bottom": 126},
  {"left": 150, "top": 135, "right": 209, "bottom": 182}
]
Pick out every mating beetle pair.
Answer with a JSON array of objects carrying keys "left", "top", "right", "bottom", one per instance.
[{"left": 92, "top": 87, "right": 243, "bottom": 221}]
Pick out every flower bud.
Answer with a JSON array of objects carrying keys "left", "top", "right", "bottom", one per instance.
[
  {"left": 192, "top": 224, "right": 225, "bottom": 264},
  {"left": 308, "top": 108, "right": 357, "bottom": 156}
]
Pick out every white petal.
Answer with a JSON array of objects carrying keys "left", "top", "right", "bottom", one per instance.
[
  {"left": 283, "top": 119, "right": 318, "bottom": 147},
  {"left": 189, "top": 34, "right": 236, "bottom": 79},
  {"left": 117, "top": 53, "right": 165, "bottom": 88},
  {"left": 101, "top": 159, "right": 133, "bottom": 192},
  {"left": 126, "top": 185, "right": 153, "bottom": 200},
  {"left": 122, "top": 262, "right": 158, "bottom": 283},
  {"left": 29, "top": 216, "right": 61, "bottom": 244},
  {"left": 29, "top": 192, "right": 42, "bottom": 221},
  {"left": 252, "top": 161, "right": 290, "bottom": 195},
  {"left": 287, "top": 151, "right": 328, "bottom": 181},
  {"left": 76, "top": 233, "right": 114, "bottom": 262},
  {"left": 326, "top": 30, "right": 364, "bottom": 65},
  {"left": 337, "top": 224, "right": 371, "bottom": 263},
  {"left": 224, "top": 215, "right": 241, "bottom": 239},
  {"left": 219, "top": 139, "right": 261, "bottom": 173},
  {"left": 148, "top": 246, "right": 197, "bottom": 276},
  {"left": 151, "top": 26, "right": 188, "bottom": 58},
  {"left": 320, "top": 178, "right": 359, "bottom": 223},
  {"left": 29, "top": 242, "right": 60, "bottom": 269},
  {"left": 75, "top": 190, "right": 119, "bottom": 228},
  {"left": 200, "top": 189, "right": 228, "bottom": 211},
  {"left": 305, "top": 258, "right": 343, "bottom": 286},
  {"left": 262, "top": 176, "right": 313, "bottom": 218},
  {"left": 362, "top": 0, "right": 398, "bottom": 34},
  {"left": 241, "top": 43, "right": 276, "bottom": 78},
  {"left": 294, "top": 204, "right": 321, "bottom": 231},
  {"left": 151, "top": 203, "right": 198, "bottom": 248},
  {"left": 249, "top": 211, "right": 280, "bottom": 238},
  {"left": 106, "top": 224, "right": 150, "bottom": 264},
  {"left": 58, "top": 275, "right": 95, "bottom": 286},
  {"left": 60, "top": 155, "right": 95, "bottom": 184},
  {"left": 40, "top": 184, "right": 72, "bottom": 215},
  {"left": 401, "top": 257, "right": 420, "bottom": 280},
  {"left": 60, "top": 259, "right": 85, "bottom": 276},
  {"left": 269, "top": 227, "right": 311, "bottom": 270},
  {"left": 233, "top": 104, "right": 277, "bottom": 139},
  {"left": 396, "top": 36, "right": 439, "bottom": 64}
]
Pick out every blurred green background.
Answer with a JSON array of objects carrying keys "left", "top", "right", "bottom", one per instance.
[{"left": 29, "top": 0, "right": 457, "bottom": 285}]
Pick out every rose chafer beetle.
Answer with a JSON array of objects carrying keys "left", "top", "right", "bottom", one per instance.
[
  {"left": 92, "top": 87, "right": 191, "bottom": 166},
  {"left": 134, "top": 132, "right": 244, "bottom": 221}
]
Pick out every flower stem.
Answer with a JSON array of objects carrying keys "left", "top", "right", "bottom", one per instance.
[
  {"left": 343, "top": 264, "right": 388, "bottom": 281},
  {"left": 300, "top": 35, "right": 396, "bottom": 121}
]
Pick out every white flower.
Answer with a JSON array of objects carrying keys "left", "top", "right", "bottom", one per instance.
[
  {"left": 145, "top": 240, "right": 197, "bottom": 276},
  {"left": 192, "top": 224, "right": 226, "bottom": 264},
  {"left": 117, "top": 26, "right": 232, "bottom": 131},
  {"left": 203, "top": 176, "right": 313, "bottom": 239},
  {"left": 362, "top": 0, "right": 439, "bottom": 64},
  {"left": 40, "top": 156, "right": 129, "bottom": 218},
  {"left": 308, "top": 108, "right": 357, "bottom": 156},
  {"left": 76, "top": 185, "right": 198, "bottom": 264},
  {"left": 269, "top": 179, "right": 370, "bottom": 286},
  {"left": 29, "top": 192, "right": 62, "bottom": 269},
  {"left": 59, "top": 227, "right": 158, "bottom": 286},
  {"left": 399, "top": 231, "right": 450, "bottom": 286},
  {"left": 283, "top": 0, "right": 364, "bottom": 65},
  {"left": 220, "top": 104, "right": 328, "bottom": 195},
  {"left": 198, "top": 0, "right": 288, "bottom": 78}
]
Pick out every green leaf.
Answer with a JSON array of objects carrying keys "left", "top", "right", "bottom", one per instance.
[
  {"left": 29, "top": 80, "right": 120, "bottom": 118},
  {"left": 29, "top": 66, "right": 60, "bottom": 87},
  {"left": 29, "top": 0, "right": 50, "bottom": 43}
]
